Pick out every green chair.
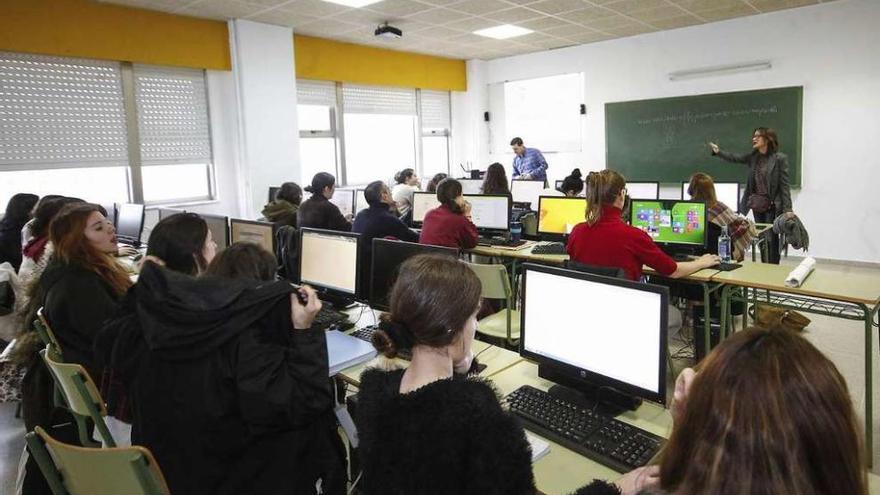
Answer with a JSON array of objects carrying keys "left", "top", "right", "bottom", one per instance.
[
  {"left": 25, "top": 426, "right": 170, "bottom": 495},
  {"left": 40, "top": 344, "right": 116, "bottom": 448},
  {"left": 35, "top": 307, "right": 64, "bottom": 357},
  {"left": 466, "top": 262, "right": 521, "bottom": 348}
]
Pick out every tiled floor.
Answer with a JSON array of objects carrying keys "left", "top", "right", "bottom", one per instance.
[{"left": 1, "top": 257, "right": 878, "bottom": 490}]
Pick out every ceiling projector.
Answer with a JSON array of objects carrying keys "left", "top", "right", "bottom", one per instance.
[{"left": 375, "top": 23, "right": 402, "bottom": 39}]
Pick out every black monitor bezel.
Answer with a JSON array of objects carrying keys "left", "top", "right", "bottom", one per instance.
[
  {"left": 268, "top": 186, "right": 280, "bottom": 204},
  {"left": 628, "top": 198, "right": 708, "bottom": 250},
  {"left": 369, "top": 238, "right": 459, "bottom": 312},
  {"left": 411, "top": 191, "right": 440, "bottom": 227},
  {"left": 115, "top": 203, "right": 145, "bottom": 243},
  {"left": 519, "top": 262, "right": 668, "bottom": 406},
  {"left": 463, "top": 193, "right": 511, "bottom": 234},
  {"left": 554, "top": 179, "right": 564, "bottom": 191},
  {"left": 199, "top": 213, "right": 230, "bottom": 250},
  {"left": 536, "top": 195, "right": 587, "bottom": 236},
  {"left": 625, "top": 181, "right": 660, "bottom": 200},
  {"left": 509, "top": 178, "right": 546, "bottom": 207},
  {"left": 354, "top": 188, "right": 369, "bottom": 214},
  {"left": 298, "top": 227, "right": 361, "bottom": 300},
  {"left": 229, "top": 218, "right": 277, "bottom": 254}
]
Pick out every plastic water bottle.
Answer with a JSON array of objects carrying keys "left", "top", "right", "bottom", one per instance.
[{"left": 718, "top": 225, "right": 731, "bottom": 263}]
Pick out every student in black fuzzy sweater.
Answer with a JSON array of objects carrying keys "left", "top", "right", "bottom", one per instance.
[{"left": 353, "top": 254, "right": 657, "bottom": 495}]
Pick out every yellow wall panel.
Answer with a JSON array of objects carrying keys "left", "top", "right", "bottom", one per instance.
[
  {"left": 0, "top": 0, "right": 230, "bottom": 70},
  {"left": 294, "top": 35, "right": 466, "bottom": 91}
]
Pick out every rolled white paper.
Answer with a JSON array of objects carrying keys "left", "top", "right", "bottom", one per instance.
[{"left": 784, "top": 256, "right": 816, "bottom": 288}]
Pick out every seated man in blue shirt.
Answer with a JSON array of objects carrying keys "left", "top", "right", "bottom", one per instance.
[
  {"left": 510, "top": 137, "right": 548, "bottom": 182},
  {"left": 352, "top": 180, "right": 419, "bottom": 296}
]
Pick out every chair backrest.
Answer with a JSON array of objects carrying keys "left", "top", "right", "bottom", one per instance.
[
  {"left": 26, "top": 426, "right": 171, "bottom": 495},
  {"left": 564, "top": 261, "right": 627, "bottom": 279},
  {"left": 465, "top": 262, "right": 511, "bottom": 301},
  {"left": 40, "top": 345, "right": 115, "bottom": 447},
  {"left": 274, "top": 225, "right": 300, "bottom": 281},
  {"left": 35, "top": 307, "right": 64, "bottom": 356}
]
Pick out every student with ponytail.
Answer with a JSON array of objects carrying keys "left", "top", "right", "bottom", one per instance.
[
  {"left": 297, "top": 172, "right": 352, "bottom": 232},
  {"left": 568, "top": 170, "right": 719, "bottom": 281}
]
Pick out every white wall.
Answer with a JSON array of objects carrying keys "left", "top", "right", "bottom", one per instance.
[
  {"left": 453, "top": 0, "right": 880, "bottom": 263},
  {"left": 229, "top": 19, "right": 301, "bottom": 218}
]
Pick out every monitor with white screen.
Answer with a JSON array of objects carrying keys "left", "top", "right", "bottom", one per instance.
[
  {"left": 299, "top": 228, "right": 359, "bottom": 298},
  {"left": 554, "top": 180, "right": 564, "bottom": 191},
  {"left": 511, "top": 179, "right": 545, "bottom": 208},
  {"left": 520, "top": 263, "right": 668, "bottom": 405},
  {"left": 230, "top": 219, "right": 275, "bottom": 254},
  {"left": 681, "top": 181, "right": 741, "bottom": 213},
  {"left": 458, "top": 179, "right": 483, "bottom": 195},
  {"left": 330, "top": 189, "right": 355, "bottom": 219},
  {"left": 355, "top": 189, "right": 369, "bottom": 214},
  {"left": 201, "top": 214, "right": 229, "bottom": 251},
  {"left": 626, "top": 182, "right": 659, "bottom": 200},
  {"left": 464, "top": 194, "right": 510, "bottom": 232},
  {"left": 115, "top": 203, "right": 145, "bottom": 246},
  {"left": 412, "top": 191, "right": 441, "bottom": 225}
]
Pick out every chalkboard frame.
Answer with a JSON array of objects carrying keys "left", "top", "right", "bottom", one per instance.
[{"left": 605, "top": 86, "right": 803, "bottom": 187}]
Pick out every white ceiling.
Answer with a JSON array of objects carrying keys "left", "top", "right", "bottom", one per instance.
[{"left": 101, "top": 0, "right": 838, "bottom": 61}]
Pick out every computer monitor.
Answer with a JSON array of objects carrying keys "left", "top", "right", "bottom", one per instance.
[
  {"left": 157, "top": 208, "right": 184, "bottom": 221},
  {"left": 681, "top": 181, "right": 741, "bottom": 213},
  {"left": 458, "top": 179, "right": 483, "bottom": 195},
  {"left": 630, "top": 199, "right": 707, "bottom": 252},
  {"left": 554, "top": 180, "right": 564, "bottom": 192},
  {"left": 330, "top": 189, "right": 355, "bottom": 219},
  {"left": 355, "top": 189, "right": 369, "bottom": 214},
  {"left": 411, "top": 191, "right": 441, "bottom": 226},
  {"left": 369, "top": 239, "right": 459, "bottom": 312},
  {"left": 626, "top": 182, "right": 659, "bottom": 200},
  {"left": 201, "top": 214, "right": 229, "bottom": 251},
  {"left": 299, "top": 228, "right": 359, "bottom": 300},
  {"left": 510, "top": 179, "right": 545, "bottom": 208},
  {"left": 101, "top": 203, "right": 116, "bottom": 226},
  {"left": 537, "top": 196, "right": 586, "bottom": 236},
  {"left": 115, "top": 203, "right": 145, "bottom": 246},
  {"left": 268, "top": 186, "right": 280, "bottom": 203},
  {"left": 520, "top": 263, "right": 668, "bottom": 407},
  {"left": 230, "top": 219, "right": 275, "bottom": 255},
  {"left": 463, "top": 194, "right": 510, "bottom": 233}
]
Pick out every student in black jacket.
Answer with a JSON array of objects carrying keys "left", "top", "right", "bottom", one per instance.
[
  {"left": 352, "top": 180, "right": 419, "bottom": 296},
  {"left": 297, "top": 172, "right": 351, "bottom": 232},
  {"left": 355, "top": 254, "right": 654, "bottom": 495},
  {"left": 96, "top": 262, "right": 344, "bottom": 495},
  {"left": 0, "top": 192, "right": 38, "bottom": 270}
]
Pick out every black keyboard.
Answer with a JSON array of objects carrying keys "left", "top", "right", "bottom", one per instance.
[
  {"left": 313, "top": 307, "right": 351, "bottom": 330},
  {"left": 478, "top": 237, "right": 527, "bottom": 248},
  {"left": 351, "top": 325, "right": 411, "bottom": 360},
  {"left": 505, "top": 385, "right": 663, "bottom": 473},
  {"left": 531, "top": 242, "right": 567, "bottom": 255},
  {"left": 716, "top": 262, "right": 741, "bottom": 272}
]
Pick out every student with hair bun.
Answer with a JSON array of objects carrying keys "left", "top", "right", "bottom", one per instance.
[
  {"left": 297, "top": 172, "right": 351, "bottom": 232},
  {"left": 567, "top": 169, "right": 719, "bottom": 282},
  {"left": 391, "top": 168, "right": 420, "bottom": 220},
  {"left": 560, "top": 168, "right": 585, "bottom": 197},
  {"left": 356, "top": 254, "right": 656, "bottom": 495},
  {"left": 418, "top": 179, "right": 478, "bottom": 249}
]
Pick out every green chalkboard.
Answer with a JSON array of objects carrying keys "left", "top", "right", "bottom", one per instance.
[{"left": 605, "top": 86, "right": 802, "bottom": 187}]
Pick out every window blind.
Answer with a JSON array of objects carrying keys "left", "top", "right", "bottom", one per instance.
[
  {"left": 0, "top": 51, "right": 128, "bottom": 169},
  {"left": 134, "top": 65, "right": 211, "bottom": 164},
  {"left": 342, "top": 84, "right": 416, "bottom": 115},
  {"left": 297, "top": 79, "right": 337, "bottom": 107},
  {"left": 420, "top": 90, "right": 450, "bottom": 132}
]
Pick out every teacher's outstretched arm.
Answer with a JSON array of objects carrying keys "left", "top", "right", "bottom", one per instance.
[{"left": 709, "top": 142, "right": 750, "bottom": 164}]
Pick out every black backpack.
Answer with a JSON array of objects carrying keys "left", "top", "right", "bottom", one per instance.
[{"left": 274, "top": 225, "right": 300, "bottom": 281}]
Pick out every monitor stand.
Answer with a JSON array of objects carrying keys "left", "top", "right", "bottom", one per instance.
[
  {"left": 538, "top": 364, "right": 642, "bottom": 417},
  {"left": 318, "top": 292, "right": 356, "bottom": 310},
  {"left": 664, "top": 246, "right": 698, "bottom": 262}
]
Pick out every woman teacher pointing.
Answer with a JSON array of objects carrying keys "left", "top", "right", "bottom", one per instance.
[{"left": 710, "top": 127, "right": 794, "bottom": 264}]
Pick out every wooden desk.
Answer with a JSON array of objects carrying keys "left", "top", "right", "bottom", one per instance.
[
  {"left": 468, "top": 243, "right": 569, "bottom": 265},
  {"left": 712, "top": 261, "right": 880, "bottom": 465},
  {"left": 491, "top": 361, "right": 671, "bottom": 495}
]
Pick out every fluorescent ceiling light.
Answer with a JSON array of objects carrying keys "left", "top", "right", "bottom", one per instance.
[
  {"left": 321, "top": 0, "right": 383, "bottom": 7},
  {"left": 669, "top": 61, "right": 772, "bottom": 81},
  {"left": 474, "top": 24, "right": 533, "bottom": 40}
]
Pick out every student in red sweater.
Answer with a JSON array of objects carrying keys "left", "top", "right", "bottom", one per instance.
[
  {"left": 567, "top": 170, "right": 719, "bottom": 281},
  {"left": 419, "top": 179, "right": 478, "bottom": 249}
]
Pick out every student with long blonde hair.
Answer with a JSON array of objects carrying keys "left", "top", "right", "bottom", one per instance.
[{"left": 687, "top": 172, "right": 754, "bottom": 261}]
